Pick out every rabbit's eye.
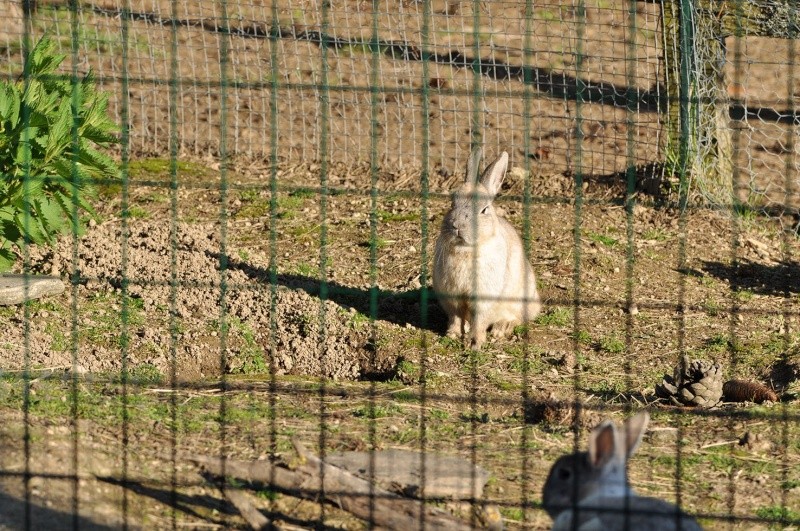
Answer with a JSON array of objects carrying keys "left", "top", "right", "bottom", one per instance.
[{"left": 557, "top": 467, "right": 572, "bottom": 481}]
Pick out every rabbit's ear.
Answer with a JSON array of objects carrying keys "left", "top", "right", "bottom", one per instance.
[
  {"left": 479, "top": 151, "right": 509, "bottom": 197},
  {"left": 465, "top": 146, "right": 483, "bottom": 184},
  {"left": 588, "top": 420, "right": 618, "bottom": 469},
  {"left": 623, "top": 411, "right": 649, "bottom": 458}
]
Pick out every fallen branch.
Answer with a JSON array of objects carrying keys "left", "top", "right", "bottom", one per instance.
[
  {"left": 191, "top": 444, "right": 476, "bottom": 531},
  {"left": 202, "top": 472, "right": 271, "bottom": 531}
]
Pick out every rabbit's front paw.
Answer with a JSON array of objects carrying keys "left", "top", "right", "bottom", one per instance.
[
  {"left": 445, "top": 315, "right": 465, "bottom": 339},
  {"left": 490, "top": 321, "right": 514, "bottom": 339},
  {"left": 470, "top": 327, "right": 487, "bottom": 350}
]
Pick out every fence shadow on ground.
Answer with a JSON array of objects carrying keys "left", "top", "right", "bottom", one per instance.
[
  {"left": 0, "top": 489, "right": 118, "bottom": 530},
  {"left": 97, "top": 475, "right": 348, "bottom": 531},
  {"left": 701, "top": 259, "right": 800, "bottom": 297},
  {"left": 97, "top": 476, "right": 235, "bottom": 525}
]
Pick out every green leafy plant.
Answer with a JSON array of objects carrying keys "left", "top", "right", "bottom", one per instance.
[{"left": 0, "top": 36, "right": 119, "bottom": 271}]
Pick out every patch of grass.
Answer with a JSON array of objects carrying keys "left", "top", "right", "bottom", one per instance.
[
  {"left": 391, "top": 390, "right": 418, "bottom": 403},
  {"left": 287, "top": 224, "right": 322, "bottom": 241},
  {"left": 437, "top": 336, "right": 462, "bottom": 350},
  {"left": 353, "top": 403, "right": 402, "bottom": 418},
  {"left": 598, "top": 334, "right": 625, "bottom": 353},
  {"left": 781, "top": 479, "right": 800, "bottom": 490},
  {"left": 461, "top": 349, "right": 490, "bottom": 369},
  {"left": 755, "top": 505, "right": 800, "bottom": 526},
  {"left": 460, "top": 411, "right": 490, "bottom": 423},
  {"left": 237, "top": 195, "right": 271, "bottom": 219},
  {"left": 227, "top": 318, "right": 268, "bottom": 375},
  {"left": 376, "top": 210, "right": 419, "bottom": 223},
  {"left": 127, "top": 363, "right": 164, "bottom": 385},
  {"left": 512, "top": 324, "right": 531, "bottom": 337},
  {"left": 735, "top": 289, "right": 754, "bottom": 302},
  {"left": 586, "top": 230, "right": 619, "bottom": 247},
  {"left": 45, "top": 323, "right": 68, "bottom": 352},
  {"left": 538, "top": 9, "right": 558, "bottom": 21},
  {"left": 534, "top": 306, "right": 572, "bottom": 327},
  {"left": 396, "top": 359, "right": 420, "bottom": 382},
  {"left": 141, "top": 192, "right": 170, "bottom": 204},
  {"left": 698, "top": 275, "right": 715, "bottom": 287},
  {"left": 26, "top": 299, "right": 63, "bottom": 314},
  {"left": 700, "top": 447, "right": 737, "bottom": 473},
  {"left": 35, "top": 7, "right": 119, "bottom": 54},
  {"left": 255, "top": 489, "right": 280, "bottom": 501},
  {"left": 126, "top": 205, "right": 149, "bottom": 219},
  {"left": 240, "top": 188, "right": 260, "bottom": 203},
  {"left": 293, "top": 262, "right": 317, "bottom": 277},
  {"left": 727, "top": 334, "right": 786, "bottom": 377},
  {"left": 572, "top": 330, "right": 592, "bottom": 345},
  {"left": 289, "top": 188, "right": 316, "bottom": 199},
  {"left": 287, "top": 257, "right": 332, "bottom": 278},
  {"left": 586, "top": 379, "right": 627, "bottom": 396},
  {"left": 642, "top": 228, "right": 670, "bottom": 241},
  {"left": 703, "top": 298, "right": 721, "bottom": 317},
  {"left": 360, "top": 237, "right": 389, "bottom": 250},
  {"left": 128, "top": 158, "right": 209, "bottom": 179},
  {"left": 500, "top": 507, "right": 525, "bottom": 522},
  {"left": 339, "top": 308, "right": 370, "bottom": 329},
  {"left": 733, "top": 202, "right": 760, "bottom": 223},
  {"left": 429, "top": 408, "right": 449, "bottom": 420},
  {"left": 704, "top": 333, "right": 731, "bottom": 352},
  {"left": 651, "top": 454, "right": 703, "bottom": 482},
  {"left": 486, "top": 371, "right": 520, "bottom": 391},
  {"left": 275, "top": 194, "right": 308, "bottom": 220},
  {"left": 506, "top": 346, "right": 546, "bottom": 375},
  {"left": 97, "top": 181, "right": 122, "bottom": 200},
  {"left": 80, "top": 293, "right": 146, "bottom": 348},
  {"left": 237, "top": 249, "right": 250, "bottom": 262}
]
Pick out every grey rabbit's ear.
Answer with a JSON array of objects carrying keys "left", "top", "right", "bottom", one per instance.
[
  {"left": 479, "top": 151, "right": 509, "bottom": 197},
  {"left": 465, "top": 146, "right": 483, "bottom": 184},
  {"left": 623, "top": 411, "right": 649, "bottom": 458},
  {"left": 588, "top": 420, "right": 618, "bottom": 469}
]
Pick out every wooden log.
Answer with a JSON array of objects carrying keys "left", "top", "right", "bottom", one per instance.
[
  {"left": 191, "top": 447, "right": 476, "bottom": 531},
  {"left": 291, "top": 439, "right": 476, "bottom": 531}
]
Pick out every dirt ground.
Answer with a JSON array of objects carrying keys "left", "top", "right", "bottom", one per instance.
[
  {"left": 1, "top": 157, "right": 799, "bottom": 529},
  {"left": 1, "top": 0, "right": 800, "bottom": 529}
]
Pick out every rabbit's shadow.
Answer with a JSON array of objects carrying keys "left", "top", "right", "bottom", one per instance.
[{"left": 217, "top": 251, "right": 448, "bottom": 334}]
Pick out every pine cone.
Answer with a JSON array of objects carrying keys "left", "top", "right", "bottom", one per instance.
[{"left": 655, "top": 356, "right": 724, "bottom": 407}]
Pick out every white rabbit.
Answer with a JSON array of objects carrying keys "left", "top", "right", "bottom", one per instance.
[
  {"left": 433, "top": 147, "right": 541, "bottom": 349},
  {"left": 542, "top": 411, "right": 703, "bottom": 530}
]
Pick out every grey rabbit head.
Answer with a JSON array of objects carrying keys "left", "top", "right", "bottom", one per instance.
[
  {"left": 440, "top": 147, "right": 508, "bottom": 247},
  {"left": 542, "top": 451, "right": 595, "bottom": 519},
  {"left": 542, "top": 411, "right": 650, "bottom": 520}
]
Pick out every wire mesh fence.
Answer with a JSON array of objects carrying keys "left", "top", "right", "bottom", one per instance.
[{"left": 1, "top": 0, "right": 799, "bottom": 529}]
